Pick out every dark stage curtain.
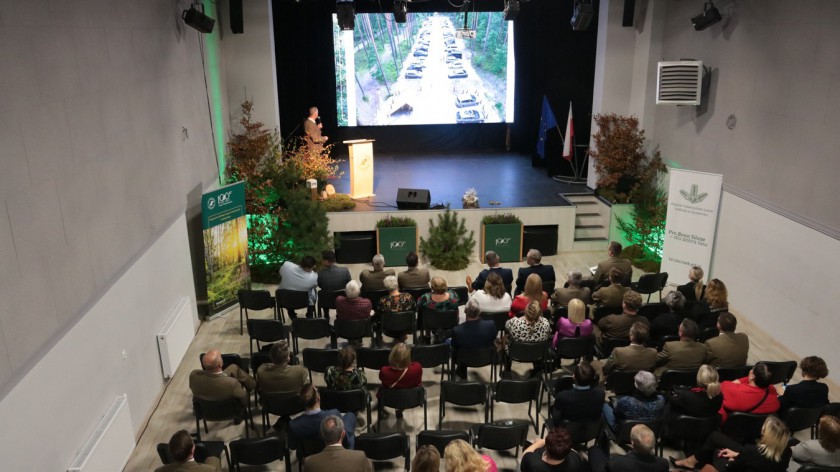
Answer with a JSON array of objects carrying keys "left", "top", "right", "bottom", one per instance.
[{"left": 272, "top": 0, "right": 598, "bottom": 170}]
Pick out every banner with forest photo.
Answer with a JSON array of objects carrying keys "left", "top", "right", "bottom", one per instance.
[{"left": 202, "top": 181, "right": 249, "bottom": 315}]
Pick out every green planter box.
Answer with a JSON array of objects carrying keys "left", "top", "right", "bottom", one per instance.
[
  {"left": 376, "top": 226, "right": 418, "bottom": 267},
  {"left": 481, "top": 223, "right": 523, "bottom": 263}
]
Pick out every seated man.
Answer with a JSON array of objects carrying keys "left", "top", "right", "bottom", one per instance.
[
  {"left": 467, "top": 250, "right": 513, "bottom": 292},
  {"left": 359, "top": 254, "right": 395, "bottom": 292},
  {"left": 649, "top": 290, "right": 686, "bottom": 344},
  {"left": 289, "top": 384, "right": 357, "bottom": 450},
  {"left": 189, "top": 349, "right": 255, "bottom": 407},
  {"left": 155, "top": 430, "right": 221, "bottom": 472},
  {"left": 655, "top": 318, "right": 705, "bottom": 375},
  {"left": 317, "top": 250, "right": 351, "bottom": 292},
  {"left": 514, "top": 249, "right": 555, "bottom": 295},
  {"left": 602, "top": 322, "right": 657, "bottom": 376},
  {"left": 279, "top": 255, "right": 319, "bottom": 318},
  {"left": 397, "top": 251, "right": 430, "bottom": 289},
  {"left": 551, "top": 268, "right": 592, "bottom": 307},
  {"left": 719, "top": 362, "right": 779, "bottom": 422},
  {"left": 592, "top": 241, "right": 633, "bottom": 288},
  {"left": 592, "top": 268, "right": 630, "bottom": 307},
  {"left": 551, "top": 361, "right": 605, "bottom": 424},
  {"left": 704, "top": 311, "right": 749, "bottom": 367},
  {"left": 257, "top": 341, "right": 307, "bottom": 397},
  {"left": 450, "top": 299, "right": 498, "bottom": 379},
  {"left": 303, "top": 415, "right": 373, "bottom": 472},
  {"left": 596, "top": 290, "right": 647, "bottom": 346},
  {"left": 588, "top": 424, "right": 668, "bottom": 472}
]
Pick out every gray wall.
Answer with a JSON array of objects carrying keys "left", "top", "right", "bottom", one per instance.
[{"left": 0, "top": 0, "right": 223, "bottom": 398}]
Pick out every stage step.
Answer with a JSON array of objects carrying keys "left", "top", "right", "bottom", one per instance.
[
  {"left": 562, "top": 193, "right": 610, "bottom": 247},
  {"left": 574, "top": 225, "right": 606, "bottom": 240}
]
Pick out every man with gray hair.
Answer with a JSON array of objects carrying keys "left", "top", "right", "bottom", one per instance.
[
  {"left": 551, "top": 268, "right": 592, "bottom": 307},
  {"left": 451, "top": 299, "right": 497, "bottom": 379},
  {"left": 467, "top": 250, "right": 513, "bottom": 292},
  {"left": 589, "top": 423, "right": 668, "bottom": 472},
  {"left": 602, "top": 321, "right": 657, "bottom": 375},
  {"left": 359, "top": 254, "right": 395, "bottom": 292},
  {"left": 514, "top": 249, "right": 555, "bottom": 295},
  {"left": 649, "top": 290, "right": 686, "bottom": 344},
  {"left": 303, "top": 415, "right": 372, "bottom": 472},
  {"left": 335, "top": 280, "right": 372, "bottom": 321}
]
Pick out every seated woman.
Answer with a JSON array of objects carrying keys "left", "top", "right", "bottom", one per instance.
[
  {"left": 551, "top": 361, "right": 605, "bottom": 425},
  {"left": 692, "top": 278, "right": 728, "bottom": 330},
  {"left": 719, "top": 362, "right": 780, "bottom": 423},
  {"left": 335, "top": 280, "right": 372, "bottom": 321},
  {"left": 779, "top": 355, "right": 830, "bottom": 411},
  {"left": 519, "top": 427, "right": 586, "bottom": 472},
  {"left": 470, "top": 272, "right": 512, "bottom": 313},
  {"left": 510, "top": 273, "right": 548, "bottom": 318},
  {"left": 377, "top": 275, "right": 416, "bottom": 342},
  {"left": 553, "top": 298, "right": 592, "bottom": 348},
  {"left": 444, "top": 439, "right": 497, "bottom": 472},
  {"left": 505, "top": 301, "right": 551, "bottom": 372},
  {"left": 672, "top": 415, "right": 791, "bottom": 472},
  {"left": 603, "top": 370, "right": 665, "bottom": 433},
  {"left": 417, "top": 276, "right": 460, "bottom": 340},
  {"left": 551, "top": 269, "right": 592, "bottom": 307},
  {"left": 667, "top": 364, "right": 723, "bottom": 418},
  {"left": 411, "top": 445, "right": 441, "bottom": 472},
  {"left": 325, "top": 346, "right": 367, "bottom": 391},
  {"left": 377, "top": 342, "right": 422, "bottom": 418},
  {"left": 650, "top": 291, "right": 686, "bottom": 344},
  {"left": 792, "top": 415, "right": 840, "bottom": 468},
  {"left": 677, "top": 265, "right": 706, "bottom": 302}
]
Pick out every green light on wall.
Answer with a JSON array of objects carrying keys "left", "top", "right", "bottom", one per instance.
[{"left": 202, "top": 0, "right": 227, "bottom": 184}]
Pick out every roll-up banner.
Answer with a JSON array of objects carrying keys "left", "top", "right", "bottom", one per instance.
[
  {"left": 202, "top": 181, "right": 249, "bottom": 315},
  {"left": 660, "top": 169, "right": 723, "bottom": 284}
]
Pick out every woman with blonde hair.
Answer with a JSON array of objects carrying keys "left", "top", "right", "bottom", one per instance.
[
  {"left": 677, "top": 265, "right": 706, "bottom": 301},
  {"left": 444, "top": 439, "right": 497, "bottom": 472},
  {"left": 509, "top": 273, "right": 548, "bottom": 318},
  {"left": 693, "top": 278, "right": 728, "bottom": 330},
  {"left": 553, "top": 298, "right": 592, "bottom": 348},
  {"left": 672, "top": 415, "right": 792, "bottom": 471},
  {"left": 470, "top": 272, "right": 512, "bottom": 313}
]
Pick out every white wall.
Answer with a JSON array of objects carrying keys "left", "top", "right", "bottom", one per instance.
[{"left": 0, "top": 214, "right": 198, "bottom": 470}]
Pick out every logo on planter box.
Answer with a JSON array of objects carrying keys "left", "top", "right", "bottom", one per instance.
[
  {"left": 390, "top": 241, "right": 407, "bottom": 249},
  {"left": 495, "top": 238, "right": 512, "bottom": 245}
]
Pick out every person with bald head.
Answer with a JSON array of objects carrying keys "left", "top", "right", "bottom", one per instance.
[
  {"left": 588, "top": 424, "right": 668, "bottom": 472},
  {"left": 189, "top": 349, "right": 255, "bottom": 407}
]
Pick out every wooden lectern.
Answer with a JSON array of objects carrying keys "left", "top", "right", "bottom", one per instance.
[{"left": 343, "top": 139, "right": 375, "bottom": 199}]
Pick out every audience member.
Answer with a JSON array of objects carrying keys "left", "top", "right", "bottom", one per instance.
[
  {"left": 377, "top": 275, "right": 416, "bottom": 341},
  {"left": 397, "top": 251, "right": 430, "bottom": 289},
  {"left": 469, "top": 272, "right": 512, "bottom": 313},
  {"left": 667, "top": 364, "right": 723, "bottom": 418},
  {"left": 719, "top": 362, "right": 780, "bottom": 423},
  {"left": 317, "top": 250, "right": 351, "bottom": 292},
  {"left": 589, "top": 424, "right": 668, "bottom": 472},
  {"left": 278, "top": 255, "right": 319, "bottom": 317},
  {"left": 551, "top": 269, "right": 592, "bottom": 307},
  {"left": 649, "top": 290, "right": 686, "bottom": 344},
  {"left": 510, "top": 273, "right": 549, "bottom": 317},
  {"left": 779, "top": 355, "right": 830, "bottom": 411},
  {"left": 335, "top": 280, "right": 372, "bottom": 321},
  {"left": 467, "top": 250, "right": 513, "bottom": 292},
  {"left": 359, "top": 254, "right": 395, "bottom": 292},
  {"left": 302, "top": 415, "right": 372, "bottom": 472},
  {"left": 553, "top": 298, "right": 593, "bottom": 348},
  {"left": 189, "top": 349, "right": 255, "bottom": 407},
  {"left": 451, "top": 299, "right": 497, "bottom": 379},
  {"left": 656, "top": 318, "right": 705, "bottom": 375},
  {"left": 417, "top": 276, "right": 460, "bottom": 341},
  {"left": 411, "top": 445, "right": 441, "bottom": 472},
  {"left": 602, "top": 370, "right": 665, "bottom": 433},
  {"left": 792, "top": 415, "right": 840, "bottom": 468},
  {"left": 505, "top": 301, "right": 551, "bottom": 373},
  {"left": 704, "top": 311, "right": 749, "bottom": 368},
  {"left": 602, "top": 322, "right": 657, "bottom": 375},
  {"left": 288, "top": 384, "right": 356, "bottom": 450},
  {"left": 592, "top": 268, "right": 630, "bottom": 307},
  {"left": 592, "top": 241, "right": 633, "bottom": 289},
  {"left": 693, "top": 278, "right": 728, "bottom": 330},
  {"left": 596, "top": 290, "right": 647, "bottom": 345},
  {"left": 519, "top": 427, "right": 586, "bottom": 472},
  {"left": 325, "top": 346, "right": 366, "bottom": 391},
  {"left": 445, "top": 439, "right": 498, "bottom": 472},
  {"left": 551, "top": 361, "right": 605, "bottom": 424},
  {"left": 677, "top": 265, "right": 706, "bottom": 302},
  {"left": 672, "top": 415, "right": 791, "bottom": 472},
  {"left": 257, "top": 340, "right": 307, "bottom": 397},
  {"left": 515, "top": 249, "right": 556, "bottom": 296},
  {"left": 155, "top": 430, "right": 221, "bottom": 472},
  {"left": 378, "top": 343, "right": 422, "bottom": 418}
]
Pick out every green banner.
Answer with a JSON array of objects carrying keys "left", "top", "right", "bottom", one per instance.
[
  {"left": 202, "top": 181, "right": 249, "bottom": 314},
  {"left": 377, "top": 226, "right": 418, "bottom": 267},
  {"left": 482, "top": 223, "right": 523, "bottom": 263}
]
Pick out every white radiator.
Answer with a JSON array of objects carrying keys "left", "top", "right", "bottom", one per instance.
[
  {"left": 67, "top": 394, "right": 134, "bottom": 472},
  {"left": 157, "top": 296, "right": 196, "bottom": 379}
]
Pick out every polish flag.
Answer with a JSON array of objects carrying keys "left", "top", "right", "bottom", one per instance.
[{"left": 562, "top": 103, "right": 574, "bottom": 161}]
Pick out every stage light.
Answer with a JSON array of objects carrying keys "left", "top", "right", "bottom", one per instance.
[
  {"left": 691, "top": 1, "right": 721, "bottom": 31},
  {"left": 181, "top": 5, "right": 216, "bottom": 34},
  {"left": 571, "top": 0, "right": 593, "bottom": 31},
  {"left": 336, "top": 0, "right": 355, "bottom": 31},
  {"left": 504, "top": 0, "right": 520, "bottom": 21},
  {"left": 394, "top": 0, "right": 407, "bottom": 23}
]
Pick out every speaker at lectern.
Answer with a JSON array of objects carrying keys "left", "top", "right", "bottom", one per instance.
[{"left": 343, "top": 139, "right": 375, "bottom": 199}]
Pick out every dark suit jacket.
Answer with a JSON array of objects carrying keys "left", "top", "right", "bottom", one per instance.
[
  {"left": 289, "top": 409, "right": 356, "bottom": 450},
  {"left": 602, "top": 344, "right": 657, "bottom": 375},
  {"left": 551, "top": 286, "right": 592, "bottom": 306},
  {"left": 667, "top": 387, "right": 723, "bottom": 417},
  {"left": 649, "top": 312, "right": 683, "bottom": 343},
  {"left": 597, "top": 313, "right": 648, "bottom": 341},
  {"left": 397, "top": 267, "right": 430, "bottom": 289},
  {"left": 471, "top": 267, "right": 514, "bottom": 291},
  {"left": 656, "top": 339, "right": 706, "bottom": 373},
  {"left": 779, "top": 380, "right": 829, "bottom": 410},
  {"left": 359, "top": 268, "right": 396, "bottom": 292},
  {"left": 304, "top": 445, "right": 372, "bottom": 472},
  {"left": 189, "top": 366, "right": 255, "bottom": 406},
  {"left": 552, "top": 386, "right": 606, "bottom": 423},
  {"left": 593, "top": 256, "right": 633, "bottom": 287},
  {"left": 704, "top": 331, "right": 749, "bottom": 367},
  {"left": 155, "top": 458, "right": 221, "bottom": 472},
  {"left": 317, "top": 265, "right": 351, "bottom": 292},
  {"left": 676, "top": 281, "right": 705, "bottom": 302},
  {"left": 514, "top": 264, "right": 556, "bottom": 295},
  {"left": 452, "top": 319, "right": 497, "bottom": 350}
]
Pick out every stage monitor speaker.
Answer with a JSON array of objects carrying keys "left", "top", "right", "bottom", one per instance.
[
  {"left": 182, "top": 6, "right": 215, "bottom": 34},
  {"left": 622, "top": 0, "right": 635, "bottom": 27},
  {"left": 396, "top": 188, "right": 430, "bottom": 210},
  {"left": 230, "top": 0, "right": 244, "bottom": 34}
]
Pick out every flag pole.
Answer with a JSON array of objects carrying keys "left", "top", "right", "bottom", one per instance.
[{"left": 552, "top": 102, "right": 586, "bottom": 184}]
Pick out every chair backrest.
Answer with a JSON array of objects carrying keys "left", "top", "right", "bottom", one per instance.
[
  {"left": 494, "top": 378, "right": 541, "bottom": 405},
  {"left": 405, "top": 286, "right": 431, "bottom": 301},
  {"left": 724, "top": 412, "right": 770, "bottom": 443},
  {"left": 554, "top": 335, "right": 595, "bottom": 360},
  {"left": 592, "top": 305, "right": 623, "bottom": 324},
  {"left": 334, "top": 318, "right": 372, "bottom": 341},
  {"left": 635, "top": 273, "right": 665, "bottom": 294},
  {"left": 638, "top": 302, "right": 668, "bottom": 322},
  {"left": 292, "top": 318, "right": 332, "bottom": 341},
  {"left": 542, "top": 280, "right": 556, "bottom": 294},
  {"left": 156, "top": 443, "right": 172, "bottom": 465},
  {"left": 668, "top": 414, "right": 721, "bottom": 441},
  {"left": 317, "top": 289, "right": 345, "bottom": 310},
  {"left": 474, "top": 423, "right": 529, "bottom": 451},
  {"left": 605, "top": 370, "right": 639, "bottom": 396},
  {"left": 657, "top": 369, "right": 699, "bottom": 392},
  {"left": 656, "top": 335, "right": 681, "bottom": 349},
  {"left": 380, "top": 386, "right": 425, "bottom": 410},
  {"left": 230, "top": 436, "right": 285, "bottom": 467},
  {"left": 555, "top": 419, "right": 603, "bottom": 446},
  {"left": 507, "top": 341, "right": 549, "bottom": 364},
  {"left": 356, "top": 347, "right": 391, "bottom": 371},
  {"left": 797, "top": 465, "right": 840, "bottom": 472},
  {"left": 480, "top": 311, "right": 510, "bottom": 333},
  {"left": 380, "top": 311, "right": 416, "bottom": 332},
  {"left": 599, "top": 337, "right": 630, "bottom": 358},
  {"left": 250, "top": 352, "right": 272, "bottom": 376},
  {"left": 361, "top": 289, "right": 390, "bottom": 307},
  {"left": 761, "top": 360, "right": 798, "bottom": 385},
  {"left": 247, "top": 319, "right": 290, "bottom": 343},
  {"left": 441, "top": 380, "right": 488, "bottom": 407},
  {"left": 193, "top": 397, "right": 245, "bottom": 422},
  {"left": 716, "top": 365, "right": 752, "bottom": 382},
  {"left": 319, "top": 388, "right": 368, "bottom": 413},
  {"left": 412, "top": 344, "right": 451, "bottom": 369},
  {"left": 238, "top": 289, "right": 274, "bottom": 310},
  {"left": 449, "top": 286, "right": 469, "bottom": 306},
  {"left": 416, "top": 430, "right": 469, "bottom": 455},
  {"left": 356, "top": 432, "right": 409, "bottom": 463},
  {"left": 782, "top": 407, "right": 825, "bottom": 434},
  {"left": 260, "top": 392, "right": 305, "bottom": 417},
  {"left": 275, "top": 288, "right": 310, "bottom": 310},
  {"left": 455, "top": 347, "right": 495, "bottom": 368},
  {"left": 422, "top": 309, "right": 460, "bottom": 331},
  {"left": 699, "top": 327, "right": 719, "bottom": 342},
  {"left": 302, "top": 348, "right": 341, "bottom": 374},
  {"left": 298, "top": 435, "right": 326, "bottom": 457}
]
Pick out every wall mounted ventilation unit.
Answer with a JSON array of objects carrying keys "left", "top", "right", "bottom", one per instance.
[{"left": 656, "top": 60, "right": 703, "bottom": 105}]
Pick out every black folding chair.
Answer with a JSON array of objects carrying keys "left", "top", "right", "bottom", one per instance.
[
  {"left": 356, "top": 432, "right": 411, "bottom": 470},
  {"left": 230, "top": 436, "right": 288, "bottom": 472},
  {"left": 192, "top": 397, "right": 252, "bottom": 442},
  {"left": 491, "top": 378, "right": 542, "bottom": 434},
  {"left": 301, "top": 348, "right": 340, "bottom": 383},
  {"left": 377, "top": 310, "right": 416, "bottom": 345},
  {"left": 783, "top": 407, "right": 824, "bottom": 439},
  {"left": 246, "top": 319, "right": 290, "bottom": 357},
  {"left": 605, "top": 370, "right": 639, "bottom": 396},
  {"left": 553, "top": 335, "right": 595, "bottom": 372},
  {"left": 412, "top": 343, "right": 451, "bottom": 382},
  {"left": 506, "top": 340, "right": 549, "bottom": 377},
  {"left": 291, "top": 317, "right": 332, "bottom": 354},
  {"left": 761, "top": 360, "right": 798, "bottom": 386},
  {"left": 716, "top": 365, "right": 752, "bottom": 382},
  {"left": 238, "top": 289, "right": 276, "bottom": 335},
  {"left": 275, "top": 288, "right": 310, "bottom": 323},
  {"left": 295, "top": 436, "right": 325, "bottom": 472},
  {"left": 592, "top": 305, "right": 623, "bottom": 324},
  {"left": 157, "top": 441, "right": 232, "bottom": 470},
  {"left": 699, "top": 327, "right": 719, "bottom": 342},
  {"left": 416, "top": 429, "right": 469, "bottom": 455},
  {"left": 421, "top": 308, "right": 459, "bottom": 343},
  {"left": 361, "top": 289, "right": 390, "bottom": 307},
  {"left": 439, "top": 381, "right": 489, "bottom": 428},
  {"left": 638, "top": 302, "right": 668, "bottom": 324},
  {"left": 450, "top": 286, "right": 469, "bottom": 306},
  {"left": 612, "top": 418, "right": 664, "bottom": 455},
  {"left": 723, "top": 412, "right": 771, "bottom": 444},
  {"left": 317, "top": 289, "right": 344, "bottom": 319},
  {"left": 199, "top": 352, "right": 248, "bottom": 373},
  {"left": 596, "top": 337, "right": 630, "bottom": 359},
  {"left": 481, "top": 311, "right": 510, "bottom": 337},
  {"left": 454, "top": 346, "right": 497, "bottom": 382},
  {"left": 377, "top": 386, "right": 428, "bottom": 432},
  {"left": 665, "top": 414, "right": 720, "bottom": 456},
  {"left": 319, "top": 388, "right": 372, "bottom": 433},
  {"left": 551, "top": 419, "right": 603, "bottom": 449},
  {"left": 333, "top": 318, "right": 373, "bottom": 347},
  {"left": 356, "top": 347, "right": 391, "bottom": 374},
  {"left": 633, "top": 272, "right": 668, "bottom": 302},
  {"left": 259, "top": 393, "right": 304, "bottom": 436},
  {"left": 658, "top": 368, "right": 699, "bottom": 392},
  {"left": 471, "top": 422, "right": 529, "bottom": 457},
  {"left": 404, "top": 286, "right": 431, "bottom": 302}
]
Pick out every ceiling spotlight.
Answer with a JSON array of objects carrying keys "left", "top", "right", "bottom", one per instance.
[
  {"left": 692, "top": 1, "right": 721, "bottom": 31},
  {"left": 181, "top": 5, "right": 215, "bottom": 34},
  {"left": 336, "top": 0, "right": 355, "bottom": 31},
  {"left": 504, "top": 0, "right": 520, "bottom": 21},
  {"left": 394, "top": 0, "right": 407, "bottom": 23}
]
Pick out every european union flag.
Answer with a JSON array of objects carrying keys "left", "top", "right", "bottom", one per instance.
[{"left": 536, "top": 96, "right": 558, "bottom": 160}]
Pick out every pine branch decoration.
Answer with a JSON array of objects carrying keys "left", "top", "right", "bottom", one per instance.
[{"left": 419, "top": 206, "right": 475, "bottom": 271}]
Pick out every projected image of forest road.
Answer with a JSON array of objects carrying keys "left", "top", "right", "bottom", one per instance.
[{"left": 345, "top": 12, "right": 511, "bottom": 126}]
